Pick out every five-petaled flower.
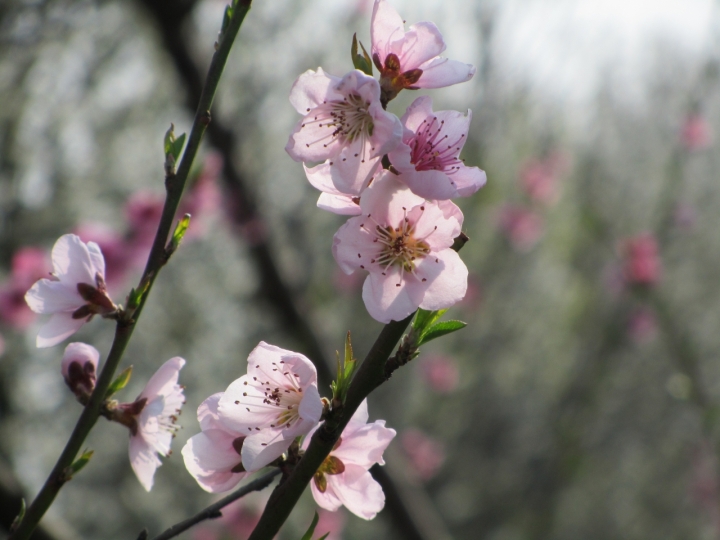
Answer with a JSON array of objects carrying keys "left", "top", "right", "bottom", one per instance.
[
  {"left": 112, "top": 357, "right": 185, "bottom": 491},
  {"left": 24, "top": 234, "right": 116, "bottom": 348},
  {"left": 217, "top": 342, "right": 324, "bottom": 472},
  {"left": 371, "top": 0, "right": 476, "bottom": 104},
  {"left": 333, "top": 171, "right": 468, "bottom": 323},
  {"left": 388, "top": 96, "right": 486, "bottom": 200},
  {"left": 304, "top": 399, "right": 396, "bottom": 520},
  {"left": 286, "top": 68, "right": 402, "bottom": 198},
  {"left": 182, "top": 393, "right": 249, "bottom": 493}
]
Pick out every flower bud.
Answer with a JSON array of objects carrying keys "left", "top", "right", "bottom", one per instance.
[{"left": 61, "top": 342, "right": 100, "bottom": 400}]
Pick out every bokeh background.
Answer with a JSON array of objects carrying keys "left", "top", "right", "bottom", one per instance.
[{"left": 1, "top": 0, "right": 719, "bottom": 539}]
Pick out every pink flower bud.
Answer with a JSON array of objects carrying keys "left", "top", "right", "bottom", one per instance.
[
  {"left": 61, "top": 342, "right": 100, "bottom": 398},
  {"left": 621, "top": 233, "right": 661, "bottom": 286}
]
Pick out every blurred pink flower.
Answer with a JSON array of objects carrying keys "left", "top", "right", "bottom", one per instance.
[
  {"left": 315, "top": 509, "right": 347, "bottom": 540},
  {"left": 621, "top": 233, "right": 661, "bottom": 286},
  {"left": 400, "top": 428, "right": 445, "bottom": 480},
  {"left": 496, "top": 204, "right": 544, "bottom": 251},
  {"left": 25, "top": 234, "right": 116, "bottom": 348},
  {"left": 0, "top": 247, "right": 50, "bottom": 330},
  {"left": 680, "top": 114, "right": 712, "bottom": 151},
  {"left": 419, "top": 354, "right": 459, "bottom": 393},
  {"left": 519, "top": 153, "right": 567, "bottom": 205},
  {"left": 627, "top": 308, "right": 657, "bottom": 343}
]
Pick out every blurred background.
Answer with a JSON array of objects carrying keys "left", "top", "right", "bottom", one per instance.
[{"left": 0, "top": 0, "right": 719, "bottom": 538}]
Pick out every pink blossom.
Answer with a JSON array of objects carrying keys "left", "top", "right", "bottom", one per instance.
[
  {"left": 304, "top": 399, "right": 396, "bottom": 520},
  {"left": 371, "top": 0, "right": 475, "bottom": 102},
  {"left": 333, "top": 171, "right": 467, "bottom": 323},
  {"left": 621, "top": 233, "right": 661, "bottom": 286},
  {"left": 0, "top": 248, "right": 50, "bottom": 330},
  {"left": 125, "top": 357, "right": 185, "bottom": 491},
  {"left": 419, "top": 354, "right": 459, "bottom": 393},
  {"left": 286, "top": 68, "right": 402, "bottom": 197},
  {"left": 303, "top": 163, "right": 363, "bottom": 216},
  {"left": 75, "top": 223, "right": 133, "bottom": 290},
  {"left": 217, "top": 342, "right": 323, "bottom": 472},
  {"left": 182, "top": 393, "right": 249, "bottom": 493},
  {"left": 519, "top": 154, "right": 565, "bottom": 205},
  {"left": 400, "top": 428, "right": 445, "bottom": 480},
  {"left": 496, "top": 204, "right": 544, "bottom": 251},
  {"left": 61, "top": 342, "right": 99, "bottom": 398},
  {"left": 681, "top": 114, "right": 712, "bottom": 151},
  {"left": 388, "top": 96, "right": 486, "bottom": 199},
  {"left": 24, "top": 234, "right": 116, "bottom": 348}
]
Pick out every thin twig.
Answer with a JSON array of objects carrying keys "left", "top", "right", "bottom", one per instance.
[
  {"left": 150, "top": 469, "right": 281, "bottom": 540},
  {"left": 8, "top": 4, "right": 252, "bottom": 539}
]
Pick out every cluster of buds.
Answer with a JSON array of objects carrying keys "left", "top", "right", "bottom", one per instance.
[{"left": 286, "top": 0, "right": 485, "bottom": 323}]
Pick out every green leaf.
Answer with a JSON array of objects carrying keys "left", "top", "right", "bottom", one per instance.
[
  {"left": 300, "top": 512, "right": 320, "bottom": 540},
  {"left": 105, "top": 366, "right": 133, "bottom": 399},
  {"left": 163, "top": 123, "right": 176, "bottom": 156},
  {"left": 351, "top": 33, "right": 373, "bottom": 76},
  {"left": 317, "top": 534, "right": 330, "bottom": 540},
  {"left": 412, "top": 308, "right": 447, "bottom": 334},
  {"left": 65, "top": 449, "right": 94, "bottom": 480},
  {"left": 169, "top": 132, "right": 186, "bottom": 162},
  {"left": 171, "top": 213, "right": 191, "bottom": 249},
  {"left": 417, "top": 320, "right": 467, "bottom": 346}
]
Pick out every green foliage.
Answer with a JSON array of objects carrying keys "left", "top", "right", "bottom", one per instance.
[
  {"left": 105, "top": 366, "right": 133, "bottom": 399},
  {"left": 299, "top": 512, "right": 329, "bottom": 540},
  {"left": 64, "top": 449, "right": 94, "bottom": 480},
  {"left": 351, "top": 33, "right": 373, "bottom": 76},
  {"left": 330, "top": 332, "right": 358, "bottom": 405},
  {"left": 411, "top": 308, "right": 466, "bottom": 347}
]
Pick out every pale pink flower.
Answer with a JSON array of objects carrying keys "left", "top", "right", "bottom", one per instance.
[
  {"left": 681, "top": 114, "right": 712, "bottom": 151},
  {"left": 24, "top": 234, "right": 116, "bottom": 348},
  {"left": 388, "top": 96, "right": 485, "bottom": 199},
  {"left": 61, "top": 342, "right": 99, "bottom": 398},
  {"left": 400, "top": 428, "right": 445, "bottom": 480},
  {"left": 304, "top": 399, "right": 396, "bottom": 520},
  {"left": 286, "top": 68, "right": 402, "bottom": 196},
  {"left": 124, "top": 357, "right": 185, "bottom": 491},
  {"left": 621, "top": 233, "right": 661, "bottom": 286},
  {"left": 182, "top": 393, "right": 249, "bottom": 493},
  {"left": 371, "top": 0, "right": 475, "bottom": 102},
  {"left": 303, "top": 163, "right": 363, "bottom": 216},
  {"left": 496, "top": 204, "right": 544, "bottom": 251},
  {"left": 419, "top": 354, "right": 459, "bottom": 393},
  {"left": 217, "top": 342, "right": 323, "bottom": 472},
  {"left": 75, "top": 223, "right": 132, "bottom": 290},
  {"left": 333, "top": 171, "right": 467, "bottom": 323}
]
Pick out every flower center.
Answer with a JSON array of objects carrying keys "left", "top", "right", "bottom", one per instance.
[
  {"left": 303, "top": 93, "right": 374, "bottom": 147},
  {"left": 373, "top": 216, "right": 430, "bottom": 273},
  {"left": 410, "top": 116, "right": 465, "bottom": 174}
]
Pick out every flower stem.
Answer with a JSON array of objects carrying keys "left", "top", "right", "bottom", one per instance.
[
  {"left": 149, "top": 469, "right": 281, "bottom": 540},
  {"left": 8, "top": 4, "right": 252, "bottom": 539}
]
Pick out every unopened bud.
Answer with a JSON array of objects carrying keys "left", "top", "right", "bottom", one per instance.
[{"left": 62, "top": 343, "right": 100, "bottom": 400}]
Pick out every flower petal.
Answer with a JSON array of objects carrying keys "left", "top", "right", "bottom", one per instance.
[
  {"left": 129, "top": 435, "right": 161, "bottom": 492},
  {"left": 182, "top": 430, "right": 247, "bottom": 493},
  {"left": 298, "top": 383, "right": 323, "bottom": 425},
  {"left": 288, "top": 68, "right": 340, "bottom": 115},
  {"left": 241, "top": 429, "right": 294, "bottom": 472},
  {"left": 317, "top": 193, "right": 362, "bottom": 216},
  {"left": 362, "top": 266, "right": 423, "bottom": 323},
  {"left": 415, "top": 57, "right": 476, "bottom": 89},
  {"left": 198, "top": 393, "right": 224, "bottom": 431},
  {"left": 333, "top": 420, "right": 396, "bottom": 469},
  {"left": 25, "top": 279, "right": 82, "bottom": 314},
  {"left": 36, "top": 313, "right": 85, "bottom": 348},
  {"left": 417, "top": 249, "right": 468, "bottom": 311},
  {"left": 395, "top": 22, "right": 445, "bottom": 70},
  {"left": 310, "top": 476, "right": 344, "bottom": 512},
  {"left": 326, "top": 465, "right": 385, "bottom": 520},
  {"left": 371, "top": 0, "right": 406, "bottom": 62},
  {"left": 51, "top": 234, "right": 96, "bottom": 287},
  {"left": 140, "top": 357, "right": 185, "bottom": 401}
]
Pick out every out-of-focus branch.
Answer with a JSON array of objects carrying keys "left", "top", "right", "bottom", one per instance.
[{"left": 135, "top": 2, "right": 449, "bottom": 539}]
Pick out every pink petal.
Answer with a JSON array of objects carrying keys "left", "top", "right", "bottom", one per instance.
[
  {"left": 140, "top": 357, "right": 185, "bottom": 401},
  {"left": 399, "top": 96, "right": 435, "bottom": 133},
  {"left": 326, "top": 465, "right": 385, "bottom": 520},
  {"left": 198, "top": 393, "right": 224, "bottom": 431},
  {"left": 181, "top": 430, "right": 247, "bottom": 493},
  {"left": 327, "top": 143, "right": 382, "bottom": 196},
  {"left": 371, "top": 0, "right": 406, "bottom": 61},
  {"left": 241, "top": 429, "right": 295, "bottom": 472},
  {"left": 332, "top": 217, "right": 374, "bottom": 275},
  {"left": 25, "top": 279, "right": 82, "bottom": 314},
  {"left": 451, "top": 164, "right": 487, "bottom": 197},
  {"left": 359, "top": 171, "right": 425, "bottom": 226},
  {"left": 417, "top": 249, "right": 468, "bottom": 311},
  {"left": 129, "top": 435, "right": 161, "bottom": 491},
  {"left": 247, "top": 342, "right": 318, "bottom": 389},
  {"left": 399, "top": 169, "right": 459, "bottom": 200},
  {"left": 395, "top": 22, "right": 445, "bottom": 70},
  {"left": 412, "top": 200, "right": 462, "bottom": 249},
  {"left": 218, "top": 375, "right": 281, "bottom": 431},
  {"left": 299, "top": 384, "right": 323, "bottom": 425},
  {"left": 333, "top": 421, "right": 396, "bottom": 469},
  {"left": 318, "top": 193, "right": 362, "bottom": 215},
  {"left": 310, "top": 477, "right": 344, "bottom": 512},
  {"left": 287, "top": 117, "right": 345, "bottom": 163},
  {"left": 51, "top": 234, "right": 96, "bottom": 287},
  {"left": 362, "top": 266, "right": 424, "bottom": 323},
  {"left": 86, "top": 241, "right": 106, "bottom": 279},
  {"left": 36, "top": 313, "right": 85, "bottom": 348},
  {"left": 288, "top": 68, "right": 340, "bottom": 115},
  {"left": 415, "top": 57, "right": 476, "bottom": 89},
  {"left": 345, "top": 399, "right": 370, "bottom": 433}
]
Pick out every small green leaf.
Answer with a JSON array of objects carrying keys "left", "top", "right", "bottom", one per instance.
[
  {"left": 163, "top": 123, "right": 176, "bottom": 155},
  {"left": 221, "top": 4, "right": 234, "bottom": 33},
  {"left": 105, "top": 366, "right": 133, "bottom": 399},
  {"left": 65, "top": 449, "right": 94, "bottom": 480},
  {"left": 317, "top": 534, "right": 330, "bottom": 540},
  {"left": 412, "top": 308, "right": 447, "bottom": 334},
  {"left": 417, "top": 320, "right": 467, "bottom": 346},
  {"left": 300, "top": 512, "right": 320, "bottom": 540},
  {"left": 9, "top": 498, "right": 25, "bottom": 532},
  {"left": 170, "top": 133, "right": 186, "bottom": 162},
  {"left": 171, "top": 214, "right": 191, "bottom": 249},
  {"left": 351, "top": 33, "right": 373, "bottom": 76}
]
